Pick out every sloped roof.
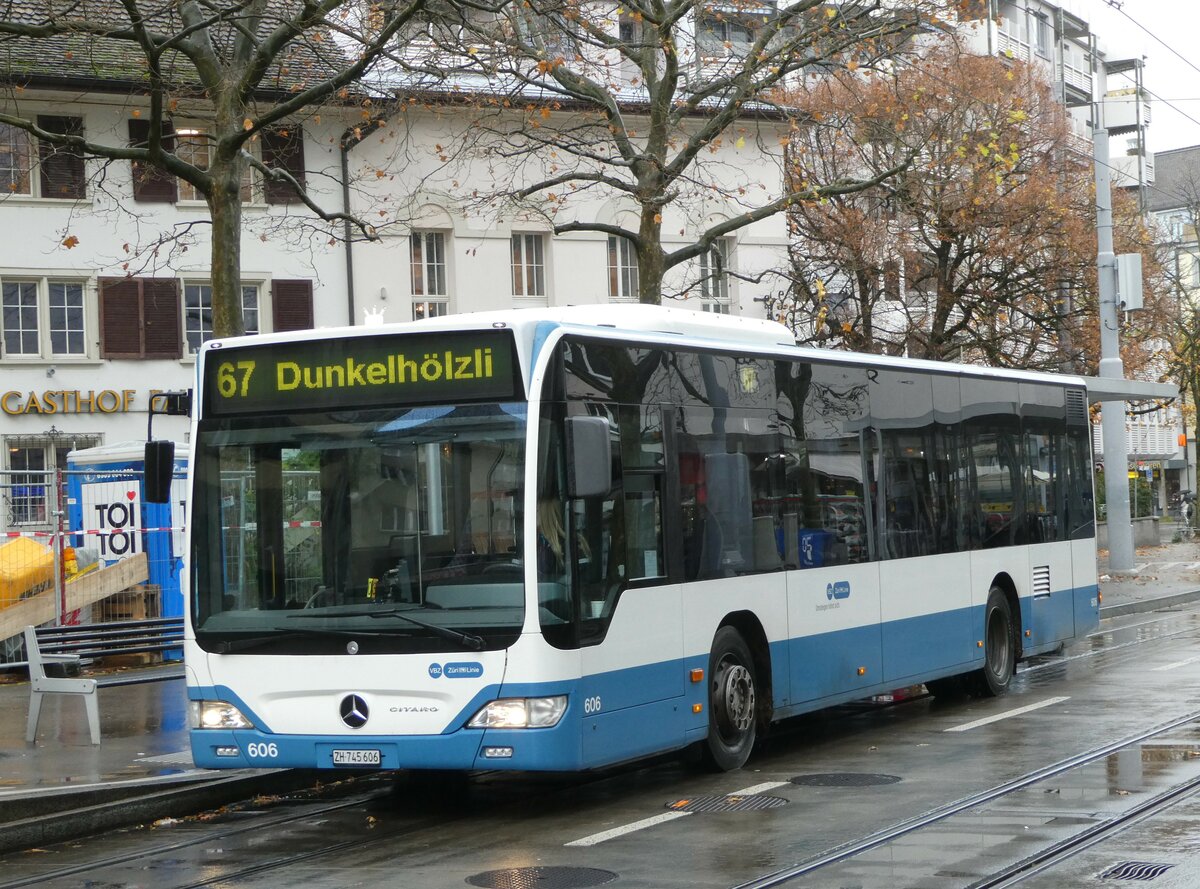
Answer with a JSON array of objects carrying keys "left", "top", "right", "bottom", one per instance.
[{"left": 0, "top": 0, "right": 350, "bottom": 97}]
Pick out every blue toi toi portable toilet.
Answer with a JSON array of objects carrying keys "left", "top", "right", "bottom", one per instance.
[{"left": 66, "top": 441, "right": 189, "bottom": 618}]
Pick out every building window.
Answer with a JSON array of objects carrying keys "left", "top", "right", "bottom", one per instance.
[
  {"left": 0, "top": 117, "right": 86, "bottom": 200},
  {"left": 413, "top": 300, "right": 448, "bottom": 321},
  {"left": 48, "top": 282, "right": 86, "bottom": 355},
  {"left": 184, "top": 283, "right": 261, "bottom": 353},
  {"left": 696, "top": 14, "right": 758, "bottom": 56},
  {"left": 0, "top": 124, "right": 32, "bottom": 195},
  {"left": 411, "top": 231, "right": 449, "bottom": 318},
  {"left": 176, "top": 128, "right": 257, "bottom": 202},
  {"left": 1034, "top": 15, "right": 1052, "bottom": 57},
  {"left": 700, "top": 239, "right": 733, "bottom": 313},
  {"left": 1184, "top": 249, "right": 1200, "bottom": 290},
  {"left": 2, "top": 281, "right": 38, "bottom": 354},
  {"left": 3, "top": 434, "right": 101, "bottom": 527},
  {"left": 1, "top": 279, "right": 87, "bottom": 358},
  {"left": 608, "top": 235, "right": 639, "bottom": 301},
  {"left": 4, "top": 445, "right": 47, "bottom": 525},
  {"left": 512, "top": 233, "right": 546, "bottom": 298}
]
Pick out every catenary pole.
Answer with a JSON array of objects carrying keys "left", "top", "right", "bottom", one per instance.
[{"left": 1094, "top": 59, "right": 1134, "bottom": 572}]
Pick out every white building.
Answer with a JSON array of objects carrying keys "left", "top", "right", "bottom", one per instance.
[{"left": 0, "top": 7, "right": 792, "bottom": 534}]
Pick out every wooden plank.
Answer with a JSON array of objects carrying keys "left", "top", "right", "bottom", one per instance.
[
  {"left": 65, "top": 554, "right": 149, "bottom": 612},
  {"left": 0, "top": 554, "right": 149, "bottom": 645}
]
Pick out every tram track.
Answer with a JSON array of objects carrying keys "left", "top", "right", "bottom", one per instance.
[
  {"left": 730, "top": 707, "right": 1200, "bottom": 889},
  {"left": 0, "top": 781, "right": 394, "bottom": 889}
]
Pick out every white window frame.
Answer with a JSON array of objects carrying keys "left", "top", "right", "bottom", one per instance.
[
  {"left": 0, "top": 276, "right": 90, "bottom": 359},
  {"left": 1033, "top": 14, "right": 1051, "bottom": 57},
  {"left": 511, "top": 232, "right": 547, "bottom": 301},
  {"left": 699, "top": 238, "right": 733, "bottom": 314},
  {"left": 176, "top": 126, "right": 261, "bottom": 204},
  {"left": 0, "top": 123, "right": 34, "bottom": 197},
  {"left": 608, "top": 235, "right": 639, "bottom": 302},
  {"left": 1182, "top": 248, "right": 1200, "bottom": 291},
  {"left": 183, "top": 282, "right": 262, "bottom": 354},
  {"left": 411, "top": 230, "right": 450, "bottom": 318}
]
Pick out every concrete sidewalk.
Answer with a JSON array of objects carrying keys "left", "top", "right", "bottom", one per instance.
[
  {"left": 1, "top": 540, "right": 1198, "bottom": 851},
  {"left": 1097, "top": 534, "right": 1200, "bottom": 617}
]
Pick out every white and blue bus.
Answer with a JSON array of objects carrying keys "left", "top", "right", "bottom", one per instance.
[{"left": 185, "top": 306, "right": 1097, "bottom": 772}]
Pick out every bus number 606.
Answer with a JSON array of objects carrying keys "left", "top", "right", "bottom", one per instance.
[
  {"left": 583, "top": 696, "right": 602, "bottom": 714},
  {"left": 246, "top": 742, "right": 279, "bottom": 758}
]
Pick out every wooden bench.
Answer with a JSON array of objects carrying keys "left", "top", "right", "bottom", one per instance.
[{"left": 24, "top": 617, "right": 185, "bottom": 745}]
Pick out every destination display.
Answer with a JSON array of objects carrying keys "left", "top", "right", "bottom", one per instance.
[{"left": 202, "top": 330, "right": 520, "bottom": 416}]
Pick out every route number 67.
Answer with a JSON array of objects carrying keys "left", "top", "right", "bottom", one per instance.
[{"left": 217, "top": 361, "right": 256, "bottom": 398}]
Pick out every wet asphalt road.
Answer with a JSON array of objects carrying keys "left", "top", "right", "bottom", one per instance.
[{"left": 6, "top": 605, "right": 1200, "bottom": 889}]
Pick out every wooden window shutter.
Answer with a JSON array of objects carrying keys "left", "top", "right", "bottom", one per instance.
[
  {"left": 99, "top": 277, "right": 181, "bottom": 359},
  {"left": 128, "top": 118, "right": 177, "bottom": 203},
  {"left": 272, "top": 279, "right": 314, "bottom": 331},
  {"left": 99, "top": 278, "right": 145, "bottom": 358},
  {"left": 261, "top": 126, "right": 306, "bottom": 204},
  {"left": 37, "top": 115, "right": 86, "bottom": 199},
  {"left": 142, "top": 278, "right": 182, "bottom": 358}
]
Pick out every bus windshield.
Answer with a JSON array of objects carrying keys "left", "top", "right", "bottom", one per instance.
[{"left": 190, "top": 402, "right": 527, "bottom": 654}]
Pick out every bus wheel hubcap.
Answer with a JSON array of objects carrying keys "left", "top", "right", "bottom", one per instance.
[{"left": 717, "top": 664, "right": 755, "bottom": 735}]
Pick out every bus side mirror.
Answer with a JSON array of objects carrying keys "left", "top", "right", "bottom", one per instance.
[
  {"left": 566, "top": 416, "right": 611, "bottom": 499},
  {"left": 145, "top": 440, "right": 175, "bottom": 504}
]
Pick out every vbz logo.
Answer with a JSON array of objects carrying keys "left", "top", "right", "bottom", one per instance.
[{"left": 826, "top": 581, "right": 851, "bottom": 601}]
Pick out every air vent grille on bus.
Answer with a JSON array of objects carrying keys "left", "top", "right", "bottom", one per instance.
[
  {"left": 1066, "top": 388, "right": 1088, "bottom": 425},
  {"left": 1033, "top": 565, "right": 1051, "bottom": 596}
]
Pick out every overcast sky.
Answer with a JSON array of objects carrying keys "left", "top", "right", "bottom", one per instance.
[{"left": 1083, "top": 0, "right": 1200, "bottom": 153}]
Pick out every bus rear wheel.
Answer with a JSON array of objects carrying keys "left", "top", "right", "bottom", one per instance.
[
  {"left": 702, "top": 627, "right": 758, "bottom": 771},
  {"left": 968, "top": 587, "right": 1016, "bottom": 698}
]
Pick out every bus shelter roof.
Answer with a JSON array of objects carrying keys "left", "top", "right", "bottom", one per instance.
[{"left": 1083, "top": 376, "right": 1178, "bottom": 404}]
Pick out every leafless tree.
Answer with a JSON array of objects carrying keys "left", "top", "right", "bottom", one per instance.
[{"left": 0, "top": 0, "right": 427, "bottom": 336}]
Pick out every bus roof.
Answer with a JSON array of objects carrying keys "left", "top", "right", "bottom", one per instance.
[{"left": 202, "top": 305, "right": 1173, "bottom": 401}]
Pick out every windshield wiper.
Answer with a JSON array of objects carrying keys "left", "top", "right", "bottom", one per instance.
[
  {"left": 289, "top": 607, "right": 486, "bottom": 651},
  {"left": 208, "top": 626, "right": 372, "bottom": 654}
]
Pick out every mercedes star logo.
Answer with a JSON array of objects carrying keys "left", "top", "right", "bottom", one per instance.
[{"left": 340, "top": 694, "right": 369, "bottom": 729}]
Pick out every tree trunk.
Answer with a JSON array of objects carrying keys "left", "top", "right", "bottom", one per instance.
[
  {"left": 637, "top": 207, "right": 665, "bottom": 305},
  {"left": 207, "top": 157, "right": 245, "bottom": 339}
]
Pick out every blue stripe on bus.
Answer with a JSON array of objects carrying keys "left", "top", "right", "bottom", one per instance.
[{"left": 189, "top": 583, "right": 1099, "bottom": 771}]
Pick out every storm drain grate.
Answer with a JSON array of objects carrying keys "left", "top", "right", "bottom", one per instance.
[
  {"left": 1099, "top": 861, "right": 1177, "bottom": 881},
  {"left": 790, "top": 773, "right": 902, "bottom": 787},
  {"left": 665, "top": 794, "right": 788, "bottom": 813},
  {"left": 466, "top": 866, "right": 618, "bottom": 889}
]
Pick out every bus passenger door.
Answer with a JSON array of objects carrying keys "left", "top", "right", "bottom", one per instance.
[
  {"left": 575, "top": 403, "right": 685, "bottom": 767},
  {"left": 876, "top": 373, "right": 975, "bottom": 683}
]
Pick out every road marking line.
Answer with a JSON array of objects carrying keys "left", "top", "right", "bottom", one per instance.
[
  {"left": 1159, "top": 562, "right": 1184, "bottom": 570},
  {"left": 945, "top": 696, "right": 1069, "bottom": 733},
  {"left": 565, "top": 811, "right": 691, "bottom": 846},
  {"left": 563, "top": 780, "right": 791, "bottom": 846},
  {"left": 1153, "top": 655, "right": 1200, "bottom": 672},
  {"left": 730, "top": 781, "right": 790, "bottom": 795}
]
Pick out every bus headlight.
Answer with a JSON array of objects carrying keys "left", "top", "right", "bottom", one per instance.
[
  {"left": 189, "top": 700, "right": 253, "bottom": 730},
  {"left": 467, "top": 696, "right": 567, "bottom": 729}
]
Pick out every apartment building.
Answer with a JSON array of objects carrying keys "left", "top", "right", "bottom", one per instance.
[{"left": 0, "top": 4, "right": 794, "bottom": 533}]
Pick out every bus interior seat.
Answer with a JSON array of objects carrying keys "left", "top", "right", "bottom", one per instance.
[{"left": 753, "top": 515, "right": 783, "bottom": 571}]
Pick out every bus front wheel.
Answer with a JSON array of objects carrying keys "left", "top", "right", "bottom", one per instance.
[
  {"left": 703, "top": 627, "right": 758, "bottom": 771},
  {"left": 969, "top": 587, "right": 1016, "bottom": 698}
]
